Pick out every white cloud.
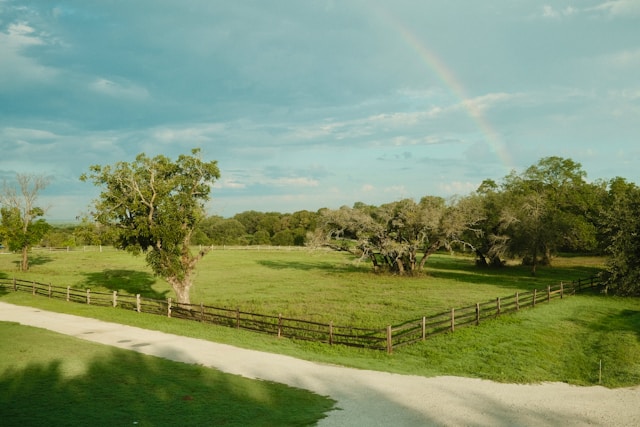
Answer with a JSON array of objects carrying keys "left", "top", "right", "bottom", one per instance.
[
  {"left": 2, "top": 127, "right": 58, "bottom": 140},
  {"left": 215, "top": 178, "right": 246, "bottom": 189},
  {"left": 604, "top": 48, "right": 640, "bottom": 68},
  {"left": 438, "top": 181, "right": 478, "bottom": 195},
  {"left": 461, "top": 92, "right": 522, "bottom": 113},
  {"left": 542, "top": 5, "right": 577, "bottom": 19},
  {"left": 272, "top": 177, "right": 319, "bottom": 187},
  {"left": 590, "top": 0, "right": 640, "bottom": 17},
  {"left": 0, "top": 22, "right": 59, "bottom": 86},
  {"left": 89, "top": 78, "right": 150, "bottom": 101},
  {"left": 152, "top": 124, "right": 225, "bottom": 143}
]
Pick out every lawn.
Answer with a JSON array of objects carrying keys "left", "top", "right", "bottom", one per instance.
[
  {"left": 0, "top": 321, "right": 335, "bottom": 426},
  {"left": 1, "top": 247, "right": 639, "bottom": 388}
]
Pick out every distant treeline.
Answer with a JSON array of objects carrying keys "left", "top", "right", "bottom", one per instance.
[{"left": 36, "top": 156, "right": 640, "bottom": 295}]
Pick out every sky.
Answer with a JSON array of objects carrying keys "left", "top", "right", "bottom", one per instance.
[{"left": 1, "top": 0, "right": 639, "bottom": 221}]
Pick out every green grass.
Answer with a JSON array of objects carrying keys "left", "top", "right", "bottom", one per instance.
[
  {"left": 0, "top": 321, "right": 335, "bottom": 426},
  {"left": 0, "top": 247, "right": 605, "bottom": 326},
  {"left": 1, "top": 247, "right": 639, "bottom": 388}
]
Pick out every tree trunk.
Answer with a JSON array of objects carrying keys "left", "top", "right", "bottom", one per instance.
[
  {"left": 395, "top": 256, "right": 405, "bottom": 275},
  {"left": 418, "top": 240, "right": 441, "bottom": 270},
  {"left": 531, "top": 246, "right": 538, "bottom": 276},
  {"left": 21, "top": 246, "right": 29, "bottom": 272},
  {"left": 475, "top": 249, "right": 488, "bottom": 267},
  {"left": 168, "top": 277, "right": 192, "bottom": 305}
]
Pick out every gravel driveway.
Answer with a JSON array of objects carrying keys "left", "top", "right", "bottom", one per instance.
[{"left": 1, "top": 301, "right": 638, "bottom": 426}]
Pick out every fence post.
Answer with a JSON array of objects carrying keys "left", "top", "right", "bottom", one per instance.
[
  {"left": 515, "top": 292, "right": 519, "bottom": 311},
  {"left": 496, "top": 297, "right": 501, "bottom": 316},
  {"left": 386, "top": 325, "right": 393, "bottom": 354},
  {"left": 48, "top": 283, "right": 52, "bottom": 298},
  {"left": 167, "top": 298, "right": 172, "bottom": 318},
  {"left": 547, "top": 285, "right": 551, "bottom": 303},
  {"left": 136, "top": 294, "right": 141, "bottom": 313},
  {"left": 86, "top": 289, "right": 90, "bottom": 305},
  {"left": 560, "top": 282, "right": 564, "bottom": 299},
  {"left": 422, "top": 316, "right": 427, "bottom": 340},
  {"left": 66, "top": 286, "right": 70, "bottom": 302},
  {"left": 533, "top": 289, "right": 537, "bottom": 307},
  {"left": 329, "top": 321, "right": 334, "bottom": 345},
  {"left": 450, "top": 308, "right": 455, "bottom": 332},
  {"left": 13, "top": 277, "right": 16, "bottom": 292},
  {"left": 475, "top": 303, "right": 480, "bottom": 325},
  {"left": 32, "top": 282, "right": 35, "bottom": 296},
  {"left": 236, "top": 308, "right": 240, "bottom": 329},
  {"left": 113, "top": 291, "right": 117, "bottom": 307},
  {"left": 200, "top": 302, "right": 204, "bottom": 322},
  {"left": 278, "top": 313, "right": 282, "bottom": 338}
]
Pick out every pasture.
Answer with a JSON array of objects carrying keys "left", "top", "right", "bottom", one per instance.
[
  {"left": 0, "top": 246, "right": 605, "bottom": 326},
  {"left": 1, "top": 247, "right": 639, "bottom": 387}
]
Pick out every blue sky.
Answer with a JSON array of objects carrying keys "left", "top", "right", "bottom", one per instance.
[{"left": 1, "top": 0, "right": 639, "bottom": 220}]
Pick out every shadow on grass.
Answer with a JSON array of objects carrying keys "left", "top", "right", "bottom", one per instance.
[
  {"left": 12, "top": 254, "right": 53, "bottom": 269},
  {"left": 424, "top": 258, "right": 603, "bottom": 291},
  {"left": 81, "top": 270, "right": 168, "bottom": 300},
  {"left": 257, "top": 259, "right": 366, "bottom": 273},
  {"left": 584, "top": 304, "right": 640, "bottom": 341},
  {"left": 0, "top": 349, "right": 335, "bottom": 426},
  {"left": 0, "top": 272, "right": 8, "bottom": 296}
]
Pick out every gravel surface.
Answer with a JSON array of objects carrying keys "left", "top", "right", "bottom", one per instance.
[{"left": 1, "top": 301, "right": 639, "bottom": 426}]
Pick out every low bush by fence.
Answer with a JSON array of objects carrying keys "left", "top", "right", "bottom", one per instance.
[{"left": 0, "top": 276, "right": 601, "bottom": 354}]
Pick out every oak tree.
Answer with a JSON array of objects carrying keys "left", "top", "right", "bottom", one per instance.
[{"left": 81, "top": 149, "right": 220, "bottom": 304}]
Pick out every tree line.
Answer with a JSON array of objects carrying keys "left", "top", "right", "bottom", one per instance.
[{"left": 2, "top": 151, "right": 640, "bottom": 302}]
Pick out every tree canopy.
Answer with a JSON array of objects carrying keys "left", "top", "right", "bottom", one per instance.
[
  {"left": 599, "top": 178, "right": 640, "bottom": 295},
  {"left": 81, "top": 148, "right": 220, "bottom": 304}
]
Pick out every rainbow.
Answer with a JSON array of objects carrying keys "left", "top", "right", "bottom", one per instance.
[{"left": 376, "top": 9, "right": 515, "bottom": 172}]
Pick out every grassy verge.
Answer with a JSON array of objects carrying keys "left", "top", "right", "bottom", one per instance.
[
  {"left": 0, "top": 321, "right": 335, "bottom": 426},
  {"left": 2, "top": 291, "right": 638, "bottom": 388}
]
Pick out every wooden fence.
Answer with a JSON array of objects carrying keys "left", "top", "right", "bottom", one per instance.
[{"left": 0, "top": 276, "right": 601, "bottom": 354}]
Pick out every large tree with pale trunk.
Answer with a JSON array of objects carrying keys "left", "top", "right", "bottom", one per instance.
[{"left": 81, "top": 148, "right": 220, "bottom": 305}]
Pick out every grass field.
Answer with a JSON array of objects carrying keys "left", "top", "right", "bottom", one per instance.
[
  {"left": 0, "top": 247, "right": 606, "bottom": 326},
  {"left": 1, "top": 247, "right": 639, "bottom": 388},
  {"left": 0, "top": 322, "right": 335, "bottom": 426}
]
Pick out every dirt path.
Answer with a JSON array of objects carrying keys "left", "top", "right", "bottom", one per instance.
[{"left": 1, "top": 301, "right": 638, "bottom": 426}]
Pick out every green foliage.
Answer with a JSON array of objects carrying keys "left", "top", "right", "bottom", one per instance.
[
  {"left": 80, "top": 148, "right": 220, "bottom": 303},
  {"left": 475, "top": 156, "right": 602, "bottom": 274},
  {"left": 317, "top": 197, "right": 485, "bottom": 274},
  {"left": 231, "top": 209, "right": 319, "bottom": 246},
  {"left": 600, "top": 178, "right": 640, "bottom": 295},
  {"left": 0, "top": 207, "right": 50, "bottom": 252},
  {"left": 0, "top": 174, "right": 51, "bottom": 271}
]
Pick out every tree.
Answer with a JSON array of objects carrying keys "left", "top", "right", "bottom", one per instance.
[
  {"left": 317, "top": 197, "right": 484, "bottom": 275},
  {"left": 81, "top": 149, "right": 220, "bottom": 304},
  {"left": 0, "top": 173, "right": 51, "bottom": 271},
  {"left": 600, "top": 178, "right": 640, "bottom": 295},
  {"left": 478, "top": 157, "right": 598, "bottom": 275}
]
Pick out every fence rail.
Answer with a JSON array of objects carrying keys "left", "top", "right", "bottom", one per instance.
[{"left": 0, "top": 275, "right": 601, "bottom": 353}]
